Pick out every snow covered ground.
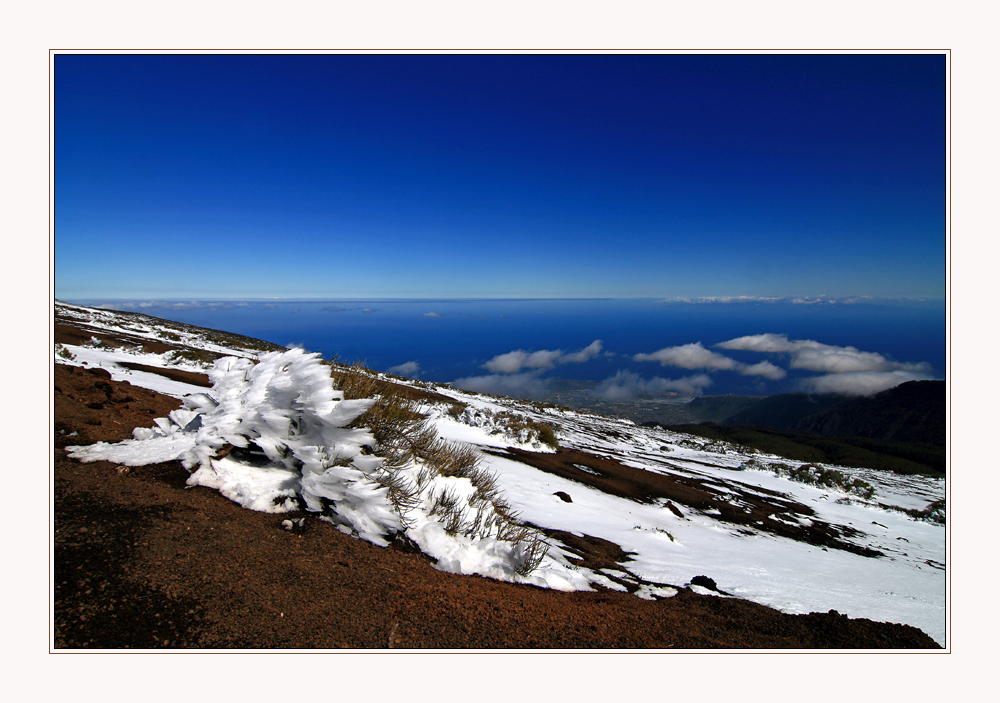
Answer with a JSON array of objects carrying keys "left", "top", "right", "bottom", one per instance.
[{"left": 55, "top": 301, "right": 947, "bottom": 646}]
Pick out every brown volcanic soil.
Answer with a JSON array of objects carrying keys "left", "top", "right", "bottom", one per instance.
[{"left": 52, "top": 363, "right": 940, "bottom": 649}]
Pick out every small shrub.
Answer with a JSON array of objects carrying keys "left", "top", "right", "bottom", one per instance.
[
  {"left": 535, "top": 422, "right": 559, "bottom": 449},
  {"left": 495, "top": 411, "right": 560, "bottom": 449},
  {"left": 332, "top": 357, "right": 551, "bottom": 573},
  {"left": 771, "top": 463, "right": 875, "bottom": 500},
  {"left": 166, "top": 348, "right": 212, "bottom": 365}
]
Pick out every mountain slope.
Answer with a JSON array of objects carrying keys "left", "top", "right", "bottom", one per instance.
[
  {"left": 52, "top": 300, "right": 947, "bottom": 647},
  {"left": 787, "top": 381, "right": 945, "bottom": 446},
  {"left": 714, "top": 383, "right": 946, "bottom": 447}
]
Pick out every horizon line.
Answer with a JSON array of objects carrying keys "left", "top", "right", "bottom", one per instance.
[{"left": 56, "top": 295, "right": 946, "bottom": 303}]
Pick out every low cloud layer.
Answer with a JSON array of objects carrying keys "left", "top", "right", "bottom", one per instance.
[
  {"left": 716, "top": 333, "right": 932, "bottom": 375},
  {"left": 387, "top": 361, "right": 420, "bottom": 377},
  {"left": 456, "top": 340, "right": 604, "bottom": 399},
  {"left": 634, "top": 342, "right": 786, "bottom": 380},
  {"left": 716, "top": 333, "right": 936, "bottom": 395},
  {"left": 592, "top": 370, "right": 713, "bottom": 400},
  {"left": 482, "top": 340, "right": 603, "bottom": 374},
  {"left": 798, "top": 370, "right": 934, "bottom": 396}
]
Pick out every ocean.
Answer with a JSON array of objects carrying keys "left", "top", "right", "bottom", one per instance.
[{"left": 74, "top": 298, "right": 947, "bottom": 400}]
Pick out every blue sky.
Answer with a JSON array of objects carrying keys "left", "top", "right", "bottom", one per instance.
[{"left": 55, "top": 53, "right": 945, "bottom": 300}]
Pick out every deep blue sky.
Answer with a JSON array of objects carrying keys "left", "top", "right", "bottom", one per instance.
[{"left": 55, "top": 53, "right": 946, "bottom": 300}]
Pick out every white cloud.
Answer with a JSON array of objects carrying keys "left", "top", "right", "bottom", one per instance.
[
  {"left": 591, "top": 370, "right": 712, "bottom": 400},
  {"left": 716, "top": 333, "right": 932, "bottom": 375},
  {"left": 388, "top": 361, "right": 420, "bottom": 377},
  {"left": 716, "top": 333, "right": 798, "bottom": 353},
  {"left": 452, "top": 371, "right": 549, "bottom": 399},
  {"left": 740, "top": 360, "right": 787, "bottom": 380},
  {"left": 483, "top": 349, "right": 561, "bottom": 373},
  {"left": 481, "top": 340, "right": 603, "bottom": 374},
  {"left": 799, "top": 370, "right": 935, "bottom": 396},
  {"left": 633, "top": 342, "right": 786, "bottom": 379},
  {"left": 423, "top": 312, "right": 443, "bottom": 318},
  {"left": 561, "top": 339, "right": 604, "bottom": 363},
  {"left": 634, "top": 342, "right": 740, "bottom": 371},
  {"left": 789, "top": 348, "right": 931, "bottom": 375}
]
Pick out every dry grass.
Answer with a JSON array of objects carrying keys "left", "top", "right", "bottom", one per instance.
[{"left": 332, "top": 361, "right": 550, "bottom": 571}]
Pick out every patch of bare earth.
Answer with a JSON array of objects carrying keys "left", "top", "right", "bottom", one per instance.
[
  {"left": 488, "top": 447, "right": 882, "bottom": 557},
  {"left": 52, "top": 364, "right": 940, "bottom": 649}
]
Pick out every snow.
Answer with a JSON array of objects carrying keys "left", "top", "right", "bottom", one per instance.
[
  {"left": 56, "top": 343, "right": 212, "bottom": 398},
  {"left": 56, "top": 301, "right": 947, "bottom": 646}
]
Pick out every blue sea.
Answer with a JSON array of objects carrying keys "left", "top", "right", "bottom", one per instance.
[{"left": 75, "top": 298, "right": 946, "bottom": 399}]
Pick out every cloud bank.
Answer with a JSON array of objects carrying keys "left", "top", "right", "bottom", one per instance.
[
  {"left": 482, "top": 340, "right": 603, "bottom": 374},
  {"left": 716, "top": 333, "right": 932, "bottom": 374},
  {"left": 715, "top": 333, "right": 935, "bottom": 395},
  {"left": 454, "top": 340, "right": 604, "bottom": 399},
  {"left": 798, "top": 370, "right": 935, "bottom": 396},
  {"left": 633, "top": 342, "right": 787, "bottom": 380}
]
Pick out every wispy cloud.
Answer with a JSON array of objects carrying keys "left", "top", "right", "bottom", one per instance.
[
  {"left": 591, "top": 370, "right": 712, "bottom": 400},
  {"left": 659, "top": 295, "right": 925, "bottom": 305},
  {"left": 482, "top": 340, "right": 603, "bottom": 374},
  {"left": 633, "top": 342, "right": 787, "bottom": 379},
  {"left": 561, "top": 340, "right": 605, "bottom": 364},
  {"left": 740, "top": 360, "right": 787, "bottom": 380},
  {"left": 388, "top": 361, "right": 420, "bottom": 377},
  {"left": 799, "top": 370, "right": 935, "bottom": 396},
  {"left": 423, "top": 312, "right": 443, "bottom": 318}
]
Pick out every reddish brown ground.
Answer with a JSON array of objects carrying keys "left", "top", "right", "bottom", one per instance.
[{"left": 52, "top": 363, "right": 940, "bottom": 649}]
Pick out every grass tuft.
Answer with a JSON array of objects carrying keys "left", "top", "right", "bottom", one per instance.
[{"left": 331, "top": 360, "right": 550, "bottom": 572}]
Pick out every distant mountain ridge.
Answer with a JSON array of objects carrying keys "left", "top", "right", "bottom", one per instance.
[{"left": 689, "top": 381, "right": 945, "bottom": 448}]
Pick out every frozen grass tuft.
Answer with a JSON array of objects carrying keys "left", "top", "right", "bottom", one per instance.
[{"left": 333, "top": 361, "right": 551, "bottom": 570}]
